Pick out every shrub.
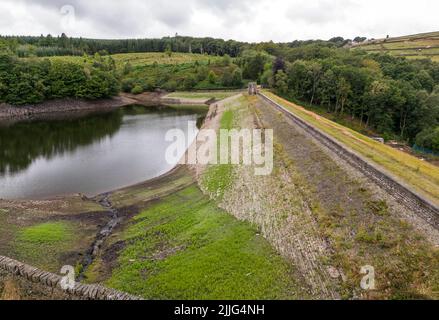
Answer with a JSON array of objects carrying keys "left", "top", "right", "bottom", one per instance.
[
  {"left": 415, "top": 127, "right": 439, "bottom": 152},
  {"left": 163, "top": 80, "right": 177, "bottom": 91},
  {"left": 208, "top": 71, "right": 217, "bottom": 84},
  {"left": 183, "top": 75, "right": 197, "bottom": 90},
  {"left": 121, "top": 78, "right": 135, "bottom": 93},
  {"left": 131, "top": 85, "right": 143, "bottom": 94}
]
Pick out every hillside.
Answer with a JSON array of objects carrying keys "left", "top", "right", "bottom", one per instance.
[
  {"left": 38, "top": 52, "right": 221, "bottom": 68},
  {"left": 352, "top": 31, "right": 439, "bottom": 62}
]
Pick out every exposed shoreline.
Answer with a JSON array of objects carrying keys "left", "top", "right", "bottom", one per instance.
[
  {"left": 0, "top": 95, "right": 139, "bottom": 121},
  {"left": 0, "top": 91, "right": 219, "bottom": 123}
]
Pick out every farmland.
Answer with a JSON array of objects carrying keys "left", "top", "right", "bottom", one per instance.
[{"left": 352, "top": 31, "right": 439, "bottom": 62}]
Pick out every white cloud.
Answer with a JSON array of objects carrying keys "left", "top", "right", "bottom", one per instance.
[{"left": 0, "top": 0, "right": 438, "bottom": 41}]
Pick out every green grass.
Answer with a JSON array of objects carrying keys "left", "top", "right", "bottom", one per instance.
[
  {"left": 29, "top": 52, "right": 220, "bottom": 68},
  {"left": 106, "top": 185, "right": 300, "bottom": 299},
  {"left": 165, "top": 91, "right": 238, "bottom": 101},
  {"left": 263, "top": 91, "right": 439, "bottom": 205},
  {"left": 112, "top": 52, "right": 220, "bottom": 68},
  {"left": 28, "top": 52, "right": 242, "bottom": 93},
  {"left": 14, "top": 222, "right": 76, "bottom": 271},
  {"left": 200, "top": 109, "right": 235, "bottom": 199},
  {"left": 17, "top": 222, "right": 72, "bottom": 244}
]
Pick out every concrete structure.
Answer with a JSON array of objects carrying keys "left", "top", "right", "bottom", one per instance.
[{"left": 248, "top": 82, "right": 258, "bottom": 95}]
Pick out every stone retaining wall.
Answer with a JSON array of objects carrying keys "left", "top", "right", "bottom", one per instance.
[
  {"left": 259, "top": 93, "right": 439, "bottom": 229},
  {"left": 0, "top": 256, "right": 140, "bottom": 300}
]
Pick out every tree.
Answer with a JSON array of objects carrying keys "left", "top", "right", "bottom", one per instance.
[
  {"left": 232, "top": 68, "right": 243, "bottom": 87},
  {"left": 208, "top": 71, "right": 217, "bottom": 84},
  {"left": 335, "top": 77, "right": 351, "bottom": 115},
  {"left": 165, "top": 44, "right": 172, "bottom": 57},
  {"left": 272, "top": 56, "right": 286, "bottom": 74},
  {"left": 353, "top": 36, "right": 367, "bottom": 43},
  {"left": 274, "top": 70, "right": 288, "bottom": 95},
  {"left": 221, "top": 69, "right": 233, "bottom": 87},
  {"left": 307, "top": 61, "right": 323, "bottom": 105},
  {"left": 241, "top": 50, "right": 267, "bottom": 80},
  {"left": 183, "top": 75, "right": 197, "bottom": 90},
  {"left": 416, "top": 126, "right": 439, "bottom": 152}
]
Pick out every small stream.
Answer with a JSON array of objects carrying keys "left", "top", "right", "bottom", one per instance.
[{"left": 77, "top": 193, "right": 121, "bottom": 281}]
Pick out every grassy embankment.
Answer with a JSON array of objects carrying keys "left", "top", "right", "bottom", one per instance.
[
  {"left": 263, "top": 91, "right": 439, "bottom": 205},
  {"left": 105, "top": 185, "right": 299, "bottom": 299},
  {"left": 353, "top": 31, "right": 439, "bottom": 62},
  {"left": 95, "top": 102, "right": 301, "bottom": 299}
]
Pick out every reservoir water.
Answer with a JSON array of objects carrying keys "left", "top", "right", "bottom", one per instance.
[{"left": 0, "top": 105, "right": 205, "bottom": 199}]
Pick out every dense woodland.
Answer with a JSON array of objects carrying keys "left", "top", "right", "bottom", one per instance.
[
  {"left": 259, "top": 44, "right": 439, "bottom": 152},
  {"left": 0, "top": 45, "right": 119, "bottom": 105},
  {"left": 0, "top": 34, "right": 439, "bottom": 152},
  {"left": 0, "top": 34, "right": 245, "bottom": 57}
]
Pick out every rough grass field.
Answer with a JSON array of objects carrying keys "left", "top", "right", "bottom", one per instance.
[
  {"left": 263, "top": 91, "right": 439, "bottom": 206},
  {"left": 111, "top": 52, "right": 220, "bottom": 68},
  {"left": 13, "top": 222, "right": 77, "bottom": 271},
  {"left": 105, "top": 185, "right": 301, "bottom": 299},
  {"left": 164, "top": 91, "right": 239, "bottom": 101},
  {"left": 32, "top": 52, "right": 220, "bottom": 68},
  {"left": 353, "top": 31, "right": 439, "bottom": 61}
]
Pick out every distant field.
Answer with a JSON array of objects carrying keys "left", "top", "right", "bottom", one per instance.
[
  {"left": 111, "top": 52, "right": 220, "bottom": 67},
  {"left": 263, "top": 90, "right": 439, "bottom": 205},
  {"left": 352, "top": 31, "right": 439, "bottom": 61},
  {"left": 25, "top": 52, "right": 221, "bottom": 68}
]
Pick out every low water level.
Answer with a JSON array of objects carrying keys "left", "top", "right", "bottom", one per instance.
[{"left": 0, "top": 105, "right": 205, "bottom": 199}]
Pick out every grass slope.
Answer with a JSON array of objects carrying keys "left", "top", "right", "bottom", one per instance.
[
  {"left": 14, "top": 222, "right": 77, "bottom": 271},
  {"left": 36, "top": 52, "right": 219, "bottom": 67},
  {"left": 263, "top": 90, "right": 439, "bottom": 205},
  {"left": 106, "top": 185, "right": 301, "bottom": 299}
]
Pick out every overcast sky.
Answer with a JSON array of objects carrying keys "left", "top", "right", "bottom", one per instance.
[{"left": 0, "top": 0, "right": 438, "bottom": 42}]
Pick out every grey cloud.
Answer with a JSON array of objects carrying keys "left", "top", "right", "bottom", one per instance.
[{"left": 285, "top": 0, "right": 357, "bottom": 25}]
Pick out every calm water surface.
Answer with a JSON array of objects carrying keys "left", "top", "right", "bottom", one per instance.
[{"left": 0, "top": 105, "right": 204, "bottom": 199}]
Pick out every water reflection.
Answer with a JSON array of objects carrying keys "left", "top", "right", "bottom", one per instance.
[{"left": 0, "top": 105, "right": 204, "bottom": 199}]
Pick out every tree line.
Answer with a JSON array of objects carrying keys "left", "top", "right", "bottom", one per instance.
[
  {"left": 258, "top": 45, "right": 439, "bottom": 152},
  {"left": 0, "top": 34, "right": 361, "bottom": 58},
  {"left": 0, "top": 34, "right": 245, "bottom": 58},
  {"left": 0, "top": 48, "right": 119, "bottom": 105}
]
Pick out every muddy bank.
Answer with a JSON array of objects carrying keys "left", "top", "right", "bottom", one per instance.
[
  {"left": 121, "top": 91, "right": 216, "bottom": 106},
  {"left": 0, "top": 95, "right": 137, "bottom": 121}
]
